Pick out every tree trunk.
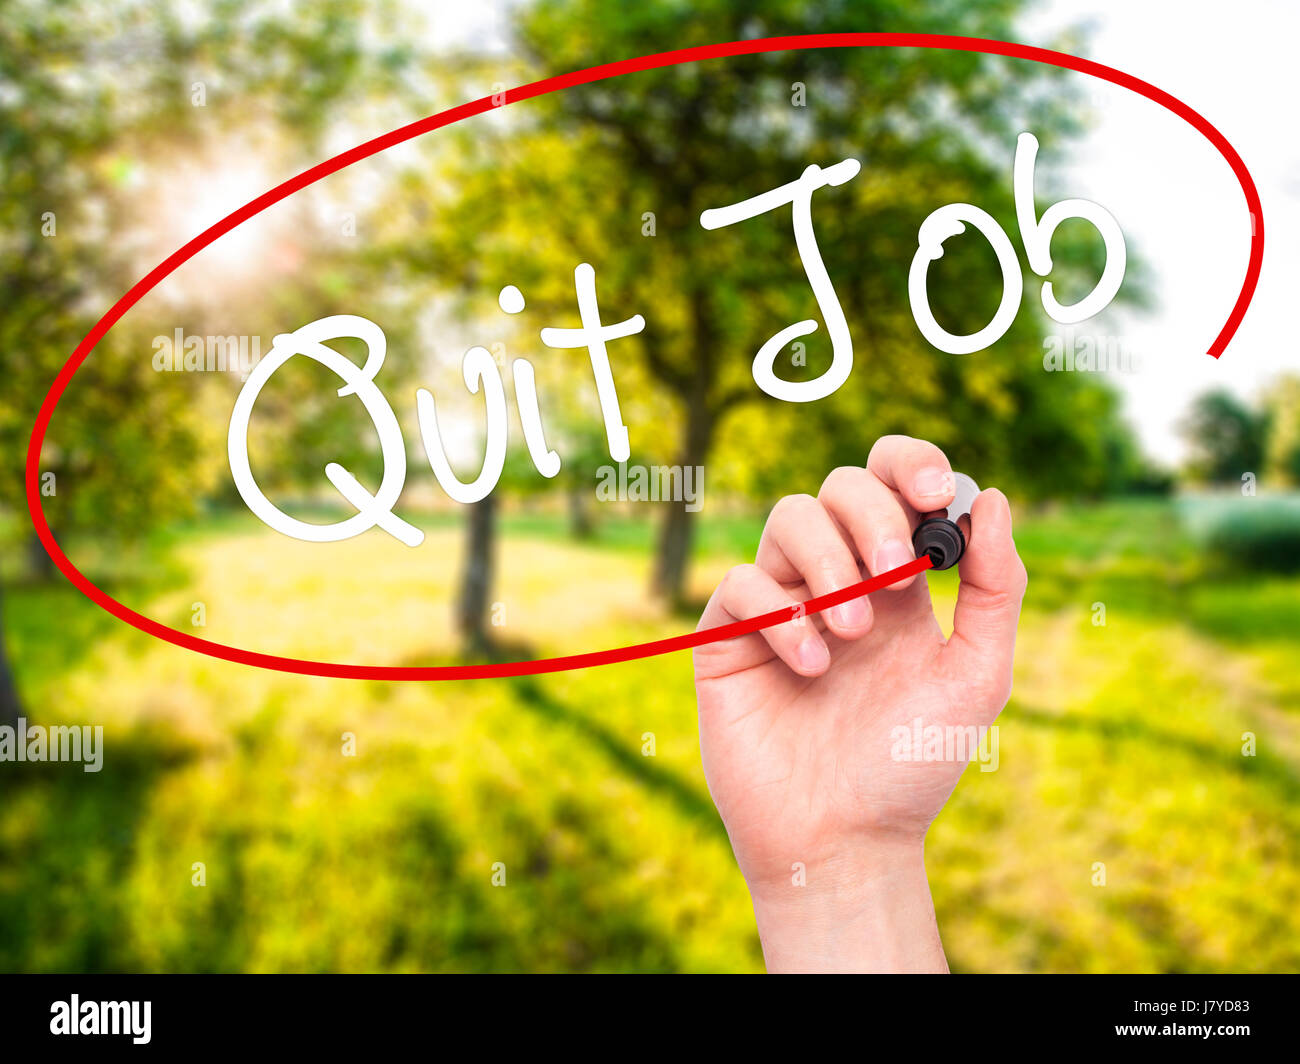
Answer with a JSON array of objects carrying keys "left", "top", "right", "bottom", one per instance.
[
  {"left": 652, "top": 390, "right": 713, "bottom": 608},
  {"left": 0, "top": 581, "right": 23, "bottom": 729},
  {"left": 567, "top": 484, "right": 594, "bottom": 540},
  {"left": 457, "top": 494, "right": 497, "bottom": 655},
  {"left": 28, "top": 530, "right": 54, "bottom": 582}
]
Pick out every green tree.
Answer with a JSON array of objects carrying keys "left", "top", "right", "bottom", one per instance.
[
  {"left": 409, "top": 0, "right": 1133, "bottom": 607},
  {"left": 1, "top": 0, "right": 414, "bottom": 723},
  {"left": 1263, "top": 374, "right": 1300, "bottom": 485},
  {"left": 1180, "top": 389, "right": 1268, "bottom": 485}
]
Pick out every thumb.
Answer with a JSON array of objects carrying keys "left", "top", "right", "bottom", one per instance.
[{"left": 940, "top": 487, "right": 1028, "bottom": 712}]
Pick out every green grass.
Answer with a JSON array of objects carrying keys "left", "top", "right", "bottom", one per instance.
[{"left": 2, "top": 498, "right": 1298, "bottom": 972}]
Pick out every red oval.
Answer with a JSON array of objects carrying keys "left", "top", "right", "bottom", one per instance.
[{"left": 26, "top": 33, "right": 1264, "bottom": 680}]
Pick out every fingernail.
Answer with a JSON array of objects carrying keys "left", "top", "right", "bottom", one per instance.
[
  {"left": 914, "top": 466, "right": 954, "bottom": 499},
  {"left": 796, "top": 636, "right": 830, "bottom": 672},
  {"left": 832, "top": 597, "right": 869, "bottom": 629},
  {"left": 874, "top": 538, "right": 915, "bottom": 575}
]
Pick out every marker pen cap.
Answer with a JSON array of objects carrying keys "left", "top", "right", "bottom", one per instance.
[{"left": 912, "top": 472, "right": 980, "bottom": 571}]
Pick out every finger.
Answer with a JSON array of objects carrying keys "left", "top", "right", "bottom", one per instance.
[
  {"left": 756, "top": 494, "right": 873, "bottom": 638},
  {"left": 695, "top": 563, "right": 830, "bottom": 679},
  {"left": 817, "top": 465, "right": 921, "bottom": 590},
  {"left": 867, "top": 435, "right": 956, "bottom": 516},
  {"left": 940, "top": 488, "right": 1028, "bottom": 711}
]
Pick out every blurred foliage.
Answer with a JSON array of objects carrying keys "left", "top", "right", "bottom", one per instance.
[
  {"left": 1, "top": 0, "right": 417, "bottom": 544},
  {"left": 381, "top": 0, "right": 1147, "bottom": 599},
  {"left": 2, "top": 497, "right": 1298, "bottom": 972},
  {"left": 1177, "top": 376, "right": 1300, "bottom": 493},
  {"left": 1185, "top": 496, "right": 1300, "bottom": 575},
  {"left": 1178, "top": 388, "right": 1268, "bottom": 487},
  {"left": 4, "top": 0, "right": 1278, "bottom": 977},
  {"left": 1263, "top": 374, "right": 1300, "bottom": 485}
]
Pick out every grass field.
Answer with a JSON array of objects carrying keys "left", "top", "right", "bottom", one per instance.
[{"left": 2, "top": 498, "right": 1298, "bottom": 972}]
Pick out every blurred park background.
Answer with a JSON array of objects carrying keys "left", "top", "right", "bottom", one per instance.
[{"left": 2, "top": 0, "right": 1298, "bottom": 972}]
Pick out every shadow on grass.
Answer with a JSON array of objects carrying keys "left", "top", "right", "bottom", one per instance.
[
  {"left": 508, "top": 677, "right": 726, "bottom": 840},
  {"left": 7, "top": 583, "right": 129, "bottom": 692},
  {"left": 0, "top": 725, "right": 200, "bottom": 972},
  {"left": 396, "top": 641, "right": 725, "bottom": 839},
  {"left": 0, "top": 715, "right": 690, "bottom": 972},
  {"left": 398, "top": 638, "right": 726, "bottom": 839},
  {"left": 392, "top": 639, "right": 722, "bottom": 841},
  {"left": 389, "top": 786, "right": 689, "bottom": 972},
  {"left": 5, "top": 534, "right": 199, "bottom": 693},
  {"left": 1009, "top": 702, "right": 1300, "bottom": 803}
]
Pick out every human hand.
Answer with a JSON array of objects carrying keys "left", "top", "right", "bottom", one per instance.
[{"left": 693, "top": 436, "right": 1027, "bottom": 971}]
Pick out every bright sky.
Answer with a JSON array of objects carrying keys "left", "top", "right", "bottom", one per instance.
[
  {"left": 1026, "top": 0, "right": 1300, "bottom": 464},
  {"left": 425, "top": 0, "right": 1298, "bottom": 465}
]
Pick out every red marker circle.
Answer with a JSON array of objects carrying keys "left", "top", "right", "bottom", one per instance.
[{"left": 26, "top": 34, "right": 1263, "bottom": 680}]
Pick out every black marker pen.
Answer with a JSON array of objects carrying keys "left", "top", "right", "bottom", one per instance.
[{"left": 912, "top": 472, "right": 979, "bottom": 570}]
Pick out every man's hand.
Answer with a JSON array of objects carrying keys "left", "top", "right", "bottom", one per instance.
[{"left": 693, "top": 436, "right": 1027, "bottom": 972}]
